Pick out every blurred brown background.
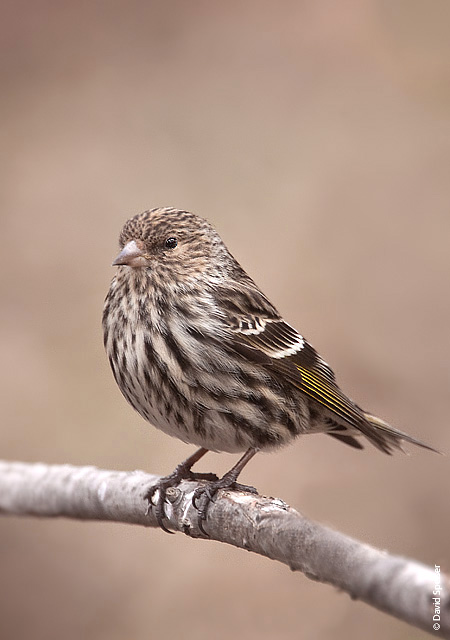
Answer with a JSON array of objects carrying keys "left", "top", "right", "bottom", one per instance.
[{"left": 1, "top": 1, "right": 449, "bottom": 639}]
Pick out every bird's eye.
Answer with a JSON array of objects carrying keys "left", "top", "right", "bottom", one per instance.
[{"left": 165, "top": 237, "right": 178, "bottom": 250}]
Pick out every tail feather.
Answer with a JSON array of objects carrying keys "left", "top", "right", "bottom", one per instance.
[
  {"left": 360, "top": 412, "right": 441, "bottom": 455},
  {"left": 328, "top": 432, "right": 364, "bottom": 450}
]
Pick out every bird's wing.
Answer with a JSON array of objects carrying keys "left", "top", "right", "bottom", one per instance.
[
  {"left": 232, "top": 316, "right": 366, "bottom": 431},
  {"left": 215, "top": 281, "right": 364, "bottom": 430},
  {"left": 215, "top": 281, "right": 438, "bottom": 454}
]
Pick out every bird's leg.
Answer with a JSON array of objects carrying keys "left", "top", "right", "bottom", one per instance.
[
  {"left": 145, "top": 447, "right": 218, "bottom": 533},
  {"left": 193, "top": 447, "right": 260, "bottom": 535}
]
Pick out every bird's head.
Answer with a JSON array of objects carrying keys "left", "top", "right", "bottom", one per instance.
[{"left": 112, "top": 207, "right": 231, "bottom": 289}]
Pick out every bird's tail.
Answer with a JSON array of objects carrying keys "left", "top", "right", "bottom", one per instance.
[{"left": 360, "top": 411, "right": 441, "bottom": 455}]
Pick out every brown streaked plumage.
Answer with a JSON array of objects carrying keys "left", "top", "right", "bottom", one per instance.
[{"left": 103, "top": 207, "right": 438, "bottom": 533}]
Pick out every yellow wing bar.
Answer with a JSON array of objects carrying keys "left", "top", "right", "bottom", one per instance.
[{"left": 296, "top": 365, "right": 361, "bottom": 428}]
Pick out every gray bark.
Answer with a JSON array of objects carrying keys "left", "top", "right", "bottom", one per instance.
[{"left": 0, "top": 460, "right": 448, "bottom": 638}]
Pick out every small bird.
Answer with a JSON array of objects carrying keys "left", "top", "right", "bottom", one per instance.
[{"left": 103, "top": 207, "right": 437, "bottom": 533}]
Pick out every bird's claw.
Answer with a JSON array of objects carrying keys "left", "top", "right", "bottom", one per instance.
[
  {"left": 192, "top": 479, "right": 258, "bottom": 536},
  {"left": 144, "top": 448, "right": 258, "bottom": 537},
  {"left": 144, "top": 484, "right": 176, "bottom": 534},
  {"left": 145, "top": 469, "right": 220, "bottom": 534}
]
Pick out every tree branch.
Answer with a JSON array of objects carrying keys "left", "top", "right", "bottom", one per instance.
[{"left": 0, "top": 460, "right": 448, "bottom": 637}]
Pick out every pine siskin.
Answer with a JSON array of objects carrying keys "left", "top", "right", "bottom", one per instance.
[{"left": 103, "top": 207, "right": 437, "bottom": 533}]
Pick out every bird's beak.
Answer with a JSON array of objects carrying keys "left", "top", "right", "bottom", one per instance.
[{"left": 112, "top": 240, "right": 146, "bottom": 267}]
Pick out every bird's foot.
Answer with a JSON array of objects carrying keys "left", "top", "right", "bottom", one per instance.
[
  {"left": 192, "top": 472, "right": 258, "bottom": 536},
  {"left": 145, "top": 447, "right": 259, "bottom": 536},
  {"left": 145, "top": 461, "right": 218, "bottom": 534}
]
